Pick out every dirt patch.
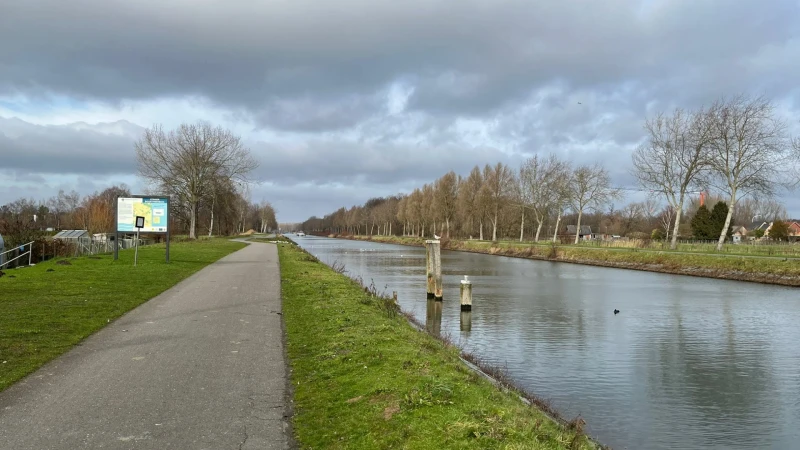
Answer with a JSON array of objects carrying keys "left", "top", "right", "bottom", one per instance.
[
  {"left": 345, "top": 396, "right": 363, "bottom": 404},
  {"left": 87, "top": 256, "right": 102, "bottom": 260},
  {"left": 46, "top": 268, "right": 55, "bottom": 272},
  {"left": 383, "top": 403, "right": 400, "bottom": 420},
  {"left": 56, "top": 260, "right": 72, "bottom": 266}
]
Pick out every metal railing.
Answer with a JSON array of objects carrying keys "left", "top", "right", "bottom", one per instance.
[{"left": 0, "top": 241, "right": 34, "bottom": 269}]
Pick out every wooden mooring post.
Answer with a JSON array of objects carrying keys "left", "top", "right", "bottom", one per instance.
[
  {"left": 425, "top": 239, "right": 443, "bottom": 299},
  {"left": 425, "top": 241, "right": 434, "bottom": 298},
  {"left": 460, "top": 275, "right": 472, "bottom": 311}
]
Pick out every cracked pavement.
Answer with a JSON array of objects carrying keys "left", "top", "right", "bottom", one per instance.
[{"left": 0, "top": 242, "right": 290, "bottom": 449}]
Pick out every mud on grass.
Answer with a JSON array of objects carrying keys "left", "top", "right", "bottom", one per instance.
[{"left": 278, "top": 243, "right": 595, "bottom": 449}]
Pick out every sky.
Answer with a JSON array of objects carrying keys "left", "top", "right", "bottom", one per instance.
[{"left": 1, "top": 0, "right": 799, "bottom": 223}]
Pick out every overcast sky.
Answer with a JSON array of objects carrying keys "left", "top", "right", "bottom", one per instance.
[{"left": 1, "top": 0, "right": 799, "bottom": 222}]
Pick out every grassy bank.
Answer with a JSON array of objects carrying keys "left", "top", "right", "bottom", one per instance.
[
  {"left": 0, "top": 238, "right": 246, "bottom": 392},
  {"left": 279, "top": 242, "right": 595, "bottom": 449},
  {"left": 329, "top": 235, "right": 800, "bottom": 286}
]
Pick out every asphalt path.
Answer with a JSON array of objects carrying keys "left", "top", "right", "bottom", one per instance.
[{"left": 0, "top": 242, "right": 290, "bottom": 449}]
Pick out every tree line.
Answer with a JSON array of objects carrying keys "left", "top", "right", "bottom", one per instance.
[
  {"left": 303, "top": 94, "right": 799, "bottom": 245},
  {"left": 1, "top": 121, "right": 272, "bottom": 249}
]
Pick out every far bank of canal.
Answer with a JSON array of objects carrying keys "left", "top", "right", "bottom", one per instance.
[{"left": 293, "top": 235, "right": 800, "bottom": 450}]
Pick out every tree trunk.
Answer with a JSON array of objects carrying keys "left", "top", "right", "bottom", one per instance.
[
  {"left": 574, "top": 210, "right": 583, "bottom": 244},
  {"left": 553, "top": 212, "right": 562, "bottom": 243},
  {"left": 492, "top": 212, "right": 498, "bottom": 241},
  {"left": 189, "top": 202, "right": 197, "bottom": 239},
  {"left": 208, "top": 196, "right": 215, "bottom": 237},
  {"left": 446, "top": 218, "right": 450, "bottom": 237},
  {"left": 716, "top": 192, "right": 736, "bottom": 251},
  {"left": 535, "top": 220, "right": 543, "bottom": 242},
  {"left": 519, "top": 210, "right": 525, "bottom": 242},
  {"left": 479, "top": 219, "right": 484, "bottom": 240},
  {"left": 670, "top": 202, "right": 682, "bottom": 250}
]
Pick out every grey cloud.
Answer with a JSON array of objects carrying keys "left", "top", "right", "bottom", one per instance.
[
  {"left": 0, "top": 118, "right": 142, "bottom": 175},
  {"left": 2, "top": 1, "right": 800, "bottom": 132},
  {"left": 249, "top": 137, "right": 519, "bottom": 187}
]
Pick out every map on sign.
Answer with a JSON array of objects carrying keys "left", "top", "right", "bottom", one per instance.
[{"left": 117, "top": 197, "right": 168, "bottom": 233}]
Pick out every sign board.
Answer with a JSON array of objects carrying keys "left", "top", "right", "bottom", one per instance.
[
  {"left": 117, "top": 197, "right": 168, "bottom": 233},
  {"left": 115, "top": 195, "right": 170, "bottom": 263}
]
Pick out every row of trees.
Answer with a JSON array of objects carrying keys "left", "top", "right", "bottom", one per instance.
[
  {"left": 633, "top": 94, "right": 797, "bottom": 250},
  {"left": 303, "top": 95, "right": 798, "bottom": 243},
  {"left": 134, "top": 121, "right": 265, "bottom": 239},
  {"left": 0, "top": 186, "right": 277, "bottom": 247},
  {"left": 3, "top": 122, "right": 274, "bottom": 247}
]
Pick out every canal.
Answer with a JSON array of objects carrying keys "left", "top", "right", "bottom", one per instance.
[{"left": 293, "top": 235, "right": 799, "bottom": 450}]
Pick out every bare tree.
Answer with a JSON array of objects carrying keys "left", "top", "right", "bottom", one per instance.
[
  {"left": 520, "top": 154, "right": 566, "bottom": 241},
  {"left": 483, "top": 162, "right": 515, "bottom": 241},
  {"left": 569, "top": 163, "right": 619, "bottom": 244},
  {"left": 632, "top": 107, "right": 712, "bottom": 249},
  {"left": 705, "top": 95, "right": 791, "bottom": 250},
  {"left": 549, "top": 160, "right": 573, "bottom": 242},
  {"left": 135, "top": 121, "right": 259, "bottom": 239},
  {"left": 434, "top": 171, "right": 458, "bottom": 237},
  {"left": 457, "top": 166, "right": 484, "bottom": 239}
]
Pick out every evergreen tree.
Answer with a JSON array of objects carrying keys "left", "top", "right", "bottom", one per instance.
[
  {"left": 769, "top": 220, "right": 790, "bottom": 241},
  {"left": 710, "top": 201, "right": 733, "bottom": 240},
  {"left": 691, "top": 204, "right": 713, "bottom": 239}
]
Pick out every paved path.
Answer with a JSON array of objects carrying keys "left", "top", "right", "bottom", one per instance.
[{"left": 0, "top": 242, "right": 290, "bottom": 449}]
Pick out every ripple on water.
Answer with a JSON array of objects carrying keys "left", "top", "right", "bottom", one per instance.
[{"left": 296, "top": 236, "right": 800, "bottom": 450}]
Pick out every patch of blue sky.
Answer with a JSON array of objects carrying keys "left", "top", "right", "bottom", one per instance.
[{"left": 0, "top": 95, "right": 90, "bottom": 116}]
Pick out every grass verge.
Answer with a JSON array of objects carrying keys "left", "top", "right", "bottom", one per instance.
[
  {"left": 331, "top": 235, "right": 800, "bottom": 286},
  {"left": 0, "top": 238, "right": 246, "bottom": 392},
  {"left": 279, "top": 242, "right": 595, "bottom": 449}
]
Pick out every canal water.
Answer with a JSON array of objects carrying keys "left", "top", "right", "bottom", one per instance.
[{"left": 293, "top": 235, "right": 800, "bottom": 450}]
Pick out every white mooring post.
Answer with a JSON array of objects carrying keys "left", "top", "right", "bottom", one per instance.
[{"left": 460, "top": 275, "right": 472, "bottom": 311}]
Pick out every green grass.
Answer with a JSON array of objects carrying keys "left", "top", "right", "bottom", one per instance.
[
  {"left": 279, "top": 243, "right": 593, "bottom": 450},
  {"left": 0, "top": 238, "right": 246, "bottom": 392}
]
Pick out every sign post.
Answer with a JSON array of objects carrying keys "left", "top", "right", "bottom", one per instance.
[
  {"left": 115, "top": 195, "right": 170, "bottom": 263},
  {"left": 134, "top": 216, "right": 144, "bottom": 266}
]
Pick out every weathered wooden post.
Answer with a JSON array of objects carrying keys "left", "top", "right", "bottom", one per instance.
[
  {"left": 460, "top": 275, "right": 472, "bottom": 311},
  {"left": 426, "top": 239, "right": 443, "bottom": 300},
  {"left": 425, "top": 241, "right": 435, "bottom": 298}
]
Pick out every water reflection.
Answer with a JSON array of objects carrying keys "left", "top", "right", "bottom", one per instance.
[
  {"left": 460, "top": 310, "right": 472, "bottom": 332},
  {"left": 425, "top": 298, "right": 442, "bottom": 336},
  {"left": 296, "top": 235, "right": 800, "bottom": 450}
]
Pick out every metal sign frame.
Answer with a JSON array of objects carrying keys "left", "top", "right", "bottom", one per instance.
[{"left": 114, "top": 195, "right": 170, "bottom": 263}]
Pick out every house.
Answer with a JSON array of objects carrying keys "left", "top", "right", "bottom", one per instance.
[
  {"left": 788, "top": 221, "right": 800, "bottom": 242},
  {"left": 730, "top": 225, "right": 748, "bottom": 243},
  {"left": 565, "top": 225, "right": 593, "bottom": 240},
  {"left": 731, "top": 225, "right": 748, "bottom": 237}
]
